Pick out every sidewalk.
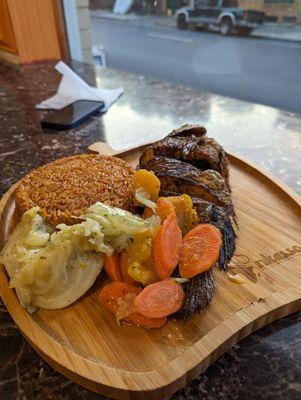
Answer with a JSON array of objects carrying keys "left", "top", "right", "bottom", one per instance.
[
  {"left": 90, "top": 9, "right": 301, "bottom": 43},
  {"left": 251, "top": 24, "right": 301, "bottom": 42},
  {"left": 90, "top": 10, "right": 140, "bottom": 22}
]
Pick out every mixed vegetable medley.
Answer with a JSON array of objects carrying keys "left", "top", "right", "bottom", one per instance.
[{"left": 98, "top": 169, "right": 222, "bottom": 328}]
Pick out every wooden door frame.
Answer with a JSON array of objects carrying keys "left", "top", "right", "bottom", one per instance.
[{"left": 52, "top": 0, "right": 70, "bottom": 61}]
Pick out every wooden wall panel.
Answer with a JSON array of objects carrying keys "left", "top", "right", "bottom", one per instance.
[
  {"left": 0, "top": 0, "right": 17, "bottom": 53},
  {"left": 6, "top": 0, "right": 64, "bottom": 63}
]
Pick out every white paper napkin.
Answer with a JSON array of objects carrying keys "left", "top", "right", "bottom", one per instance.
[{"left": 36, "top": 61, "right": 123, "bottom": 111}]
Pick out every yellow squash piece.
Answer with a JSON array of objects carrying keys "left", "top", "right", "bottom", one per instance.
[
  {"left": 126, "top": 228, "right": 160, "bottom": 286},
  {"left": 167, "top": 194, "right": 199, "bottom": 234},
  {"left": 134, "top": 169, "right": 161, "bottom": 202}
]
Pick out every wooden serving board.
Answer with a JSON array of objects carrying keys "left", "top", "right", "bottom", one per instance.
[{"left": 0, "top": 142, "right": 301, "bottom": 400}]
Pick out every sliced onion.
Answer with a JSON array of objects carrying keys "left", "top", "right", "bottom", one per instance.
[
  {"left": 172, "top": 277, "right": 189, "bottom": 284},
  {"left": 135, "top": 188, "right": 157, "bottom": 213},
  {"left": 115, "top": 292, "right": 137, "bottom": 324}
]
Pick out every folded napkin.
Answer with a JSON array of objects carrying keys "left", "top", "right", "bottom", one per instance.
[{"left": 36, "top": 61, "right": 123, "bottom": 112}]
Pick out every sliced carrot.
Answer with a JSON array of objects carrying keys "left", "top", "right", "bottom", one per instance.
[
  {"left": 120, "top": 250, "right": 140, "bottom": 286},
  {"left": 124, "top": 313, "right": 167, "bottom": 329},
  {"left": 134, "top": 279, "right": 185, "bottom": 318},
  {"left": 154, "top": 215, "right": 182, "bottom": 279},
  {"left": 98, "top": 282, "right": 166, "bottom": 328},
  {"left": 104, "top": 252, "right": 124, "bottom": 282},
  {"left": 156, "top": 197, "right": 176, "bottom": 220},
  {"left": 179, "top": 224, "right": 222, "bottom": 279},
  {"left": 141, "top": 207, "right": 154, "bottom": 219},
  {"left": 98, "top": 282, "right": 141, "bottom": 315}
]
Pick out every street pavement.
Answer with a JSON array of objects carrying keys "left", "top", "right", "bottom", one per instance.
[{"left": 91, "top": 16, "right": 301, "bottom": 113}]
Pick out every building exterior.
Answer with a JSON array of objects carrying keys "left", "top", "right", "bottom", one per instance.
[{"left": 239, "top": 0, "right": 301, "bottom": 24}]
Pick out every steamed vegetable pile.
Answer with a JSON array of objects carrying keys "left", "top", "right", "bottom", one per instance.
[
  {"left": 98, "top": 169, "right": 222, "bottom": 328},
  {"left": 0, "top": 169, "right": 222, "bottom": 327}
]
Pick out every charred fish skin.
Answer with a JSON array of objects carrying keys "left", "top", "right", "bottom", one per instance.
[
  {"left": 173, "top": 269, "right": 216, "bottom": 320},
  {"left": 183, "top": 138, "right": 230, "bottom": 190},
  {"left": 140, "top": 124, "right": 230, "bottom": 188},
  {"left": 168, "top": 124, "right": 207, "bottom": 139},
  {"left": 217, "top": 216, "right": 236, "bottom": 270}
]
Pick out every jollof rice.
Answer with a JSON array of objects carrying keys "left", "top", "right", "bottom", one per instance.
[{"left": 15, "top": 154, "right": 134, "bottom": 226}]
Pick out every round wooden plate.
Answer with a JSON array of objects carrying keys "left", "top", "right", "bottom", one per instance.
[{"left": 0, "top": 145, "right": 300, "bottom": 400}]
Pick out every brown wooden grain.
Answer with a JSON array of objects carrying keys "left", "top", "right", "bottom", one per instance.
[
  {"left": 7, "top": 0, "right": 62, "bottom": 63},
  {"left": 51, "top": 0, "right": 69, "bottom": 61},
  {"left": 0, "top": 143, "right": 300, "bottom": 400},
  {"left": 0, "top": 0, "right": 17, "bottom": 54}
]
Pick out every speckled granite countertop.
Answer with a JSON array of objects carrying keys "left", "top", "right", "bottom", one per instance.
[{"left": 0, "top": 61, "right": 300, "bottom": 400}]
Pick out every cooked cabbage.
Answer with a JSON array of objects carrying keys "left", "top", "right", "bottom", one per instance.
[
  {"left": 0, "top": 202, "right": 161, "bottom": 312},
  {"left": 83, "top": 202, "right": 160, "bottom": 251},
  {"left": 0, "top": 207, "right": 106, "bottom": 311}
]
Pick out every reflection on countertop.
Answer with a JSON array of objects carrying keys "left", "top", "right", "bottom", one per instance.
[{"left": 0, "top": 60, "right": 300, "bottom": 400}]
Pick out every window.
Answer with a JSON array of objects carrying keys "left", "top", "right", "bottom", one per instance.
[
  {"left": 195, "top": 0, "right": 209, "bottom": 8},
  {"left": 87, "top": 0, "right": 301, "bottom": 114},
  {"left": 223, "top": 0, "right": 238, "bottom": 7},
  {"left": 264, "top": 0, "right": 293, "bottom": 3}
]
